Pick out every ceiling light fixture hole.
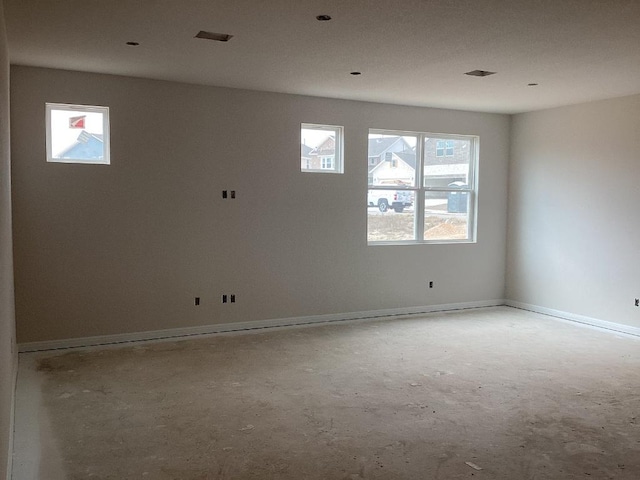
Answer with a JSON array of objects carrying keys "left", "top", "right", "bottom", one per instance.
[
  {"left": 465, "top": 69, "right": 496, "bottom": 77},
  {"left": 195, "top": 31, "right": 233, "bottom": 42}
]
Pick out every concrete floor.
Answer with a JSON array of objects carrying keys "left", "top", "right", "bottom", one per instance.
[{"left": 11, "top": 307, "right": 640, "bottom": 479}]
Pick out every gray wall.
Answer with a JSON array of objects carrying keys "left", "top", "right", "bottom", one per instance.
[
  {"left": 508, "top": 94, "right": 640, "bottom": 328},
  {"left": 10, "top": 66, "right": 510, "bottom": 343},
  {"left": 0, "top": 0, "right": 17, "bottom": 477}
]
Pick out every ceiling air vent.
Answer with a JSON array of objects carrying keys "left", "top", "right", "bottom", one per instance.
[
  {"left": 465, "top": 70, "right": 496, "bottom": 77},
  {"left": 195, "top": 31, "right": 233, "bottom": 42}
]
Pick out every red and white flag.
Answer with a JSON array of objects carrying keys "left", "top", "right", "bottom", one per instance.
[{"left": 69, "top": 115, "right": 86, "bottom": 129}]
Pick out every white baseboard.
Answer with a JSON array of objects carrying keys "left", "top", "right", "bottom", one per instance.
[
  {"left": 505, "top": 300, "right": 640, "bottom": 338},
  {"left": 18, "top": 300, "right": 505, "bottom": 353},
  {"left": 6, "top": 350, "right": 17, "bottom": 480}
]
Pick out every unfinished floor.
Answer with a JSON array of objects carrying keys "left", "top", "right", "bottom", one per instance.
[{"left": 11, "top": 307, "right": 640, "bottom": 479}]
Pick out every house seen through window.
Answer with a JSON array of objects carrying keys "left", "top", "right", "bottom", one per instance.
[
  {"left": 367, "top": 130, "right": 478, "bottom": 244},
  {"left": 301, "top": 123, "right": 343, "bottom": 173},
  {"left": 46, "top": 103, "right": 110, "bottom": 164}
]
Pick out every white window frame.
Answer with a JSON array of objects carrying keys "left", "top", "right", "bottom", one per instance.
[
  {"left": 368, "top": 129, "right": 478, "bottom": 245},
  {"left": 300, "top": 123, "right": 344, "bottom": 174},
  {"left": 46, "top": 103, "right": 110, "bottom": 164}
]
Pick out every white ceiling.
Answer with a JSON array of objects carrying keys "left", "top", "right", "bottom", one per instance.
[{"left": 5, "top": 0, "right": 640, "bottom": 114}]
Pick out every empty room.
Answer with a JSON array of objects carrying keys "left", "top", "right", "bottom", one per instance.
[{"left": 1, "top": 1, "right": 639, "bottom": 479}]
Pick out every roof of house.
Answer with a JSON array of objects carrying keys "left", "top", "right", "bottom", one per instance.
[
  {"left": 395, "top": 152, "right": 416, "bottom": 170},
  {"left": 368, "top": 151, "right": 416, "bottom": 175},
  {"left": 301, "top": 144, "right": 313, "bottom": 157},
  {"left": 57, "top": 130, "right": 104, "bottom": 158},
  {"left": 368, "top": 137, "right": 402, "bottom": 157}
]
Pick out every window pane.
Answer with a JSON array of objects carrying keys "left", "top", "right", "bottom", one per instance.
[
  {"left": 424, "top": 137, "right": 471, "bottom": 188},
  {"left": 47, "top": 104, "right": 109, "bottom": 164},
  {"left": 368, "top": 133, "right": 418, "bottom": 186},
  {"left": 367, "top": 189, "right": 416, "bottom": 242},
  {"left": 301, "top": 124, "right": 343, "bottom": 173},
  {"left": 445, "top": 140, "right": 454, "bottom": 156},
  {"left": 424, "top": 191, "right": 469, "bottom": 241}
]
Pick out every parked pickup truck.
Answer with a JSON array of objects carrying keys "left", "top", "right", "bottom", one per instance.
[{"left": 367, "top": 190, "right": 413, "bottom": 213}]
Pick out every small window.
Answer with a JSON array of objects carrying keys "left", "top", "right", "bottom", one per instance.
[
  {"left": 321, "top": 156, "right": 334, "bottom": 169},
  {"left": 301, "top": 123, "right": 343, "bottom": 173},
  {"left": 46, "top": 103, "right": 110, "bottom": 164},
  {"left": 445, "top": 140, "right": 454, "bottom": 156},
  {"left": 436, "top": 140, "right": 454, "bottom": 157}
]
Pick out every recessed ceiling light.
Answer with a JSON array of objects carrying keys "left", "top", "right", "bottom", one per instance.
[
  {"left": 350, "top": 71, "right": 362, "bottom": 76},
  {"left": 195, "top": 30, "right": 233, "bottom": 42},
  {"left": 465, "top": 70, "right": 496, "bottom": 77},
  {"left": 316, "top": 14, "right": 332, "bottom": 21},
  {"left": 528, "top": 83, "right": 539, "bottom": 87},
  {"left": 126, "top": 42, "right": 139, "bottom": 46}
]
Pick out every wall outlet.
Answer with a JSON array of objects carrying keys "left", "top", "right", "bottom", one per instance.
[
  {"left": 429, "top": 281, "right": 434, "bottom": 288},
  {"left": 194, "top": 297, "right": 200, "bottom": 306},
  {"left": 222, "top": 294, "right": 236, "bottom": 304},
  {"left": 635, "top": 298, "right": 639, "bottom": 307}
]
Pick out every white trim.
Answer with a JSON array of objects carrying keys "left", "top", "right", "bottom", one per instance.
[
  {"left": 18, "top": 300, "right": 504, "bottom": 353},
  {"left": 300, "top": 123, "right": 343, "bottom": 174},
  {"left": 505, "top": 300, "right": 640, "bottom": 338}
]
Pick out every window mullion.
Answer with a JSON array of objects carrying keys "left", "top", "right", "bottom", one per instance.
[{"left": 415, "top": 133, "right": 425, "bottom": 241}]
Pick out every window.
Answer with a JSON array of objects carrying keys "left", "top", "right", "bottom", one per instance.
[
  {"left": 321, "top": 156, "right": 334, "bottom": 170},
  {"left": 445, "top": 140, "right": 454, "bottom": 156},
  {"left": 436, "top": 139, "right": 455, "bottom": 157},
  {"left": 367, "top": 130, "right": 477, "bottom": 244},
  {"left": 300, "top": 123, "right": 343, "bottom": 173},
  {"left": 46, "top": 103, "right": 110, "bottom": 164}
]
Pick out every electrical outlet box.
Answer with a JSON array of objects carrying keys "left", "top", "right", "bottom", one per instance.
[{"left": 635, "top": 298, "right": 639, "bottom": 307}]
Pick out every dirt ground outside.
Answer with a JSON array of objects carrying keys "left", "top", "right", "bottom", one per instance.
[{"left": 367, "top": 209, "right": 468, "bottom": 242}]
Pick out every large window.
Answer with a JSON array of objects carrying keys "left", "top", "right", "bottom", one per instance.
[
  {"left": 367, "top": 130, "right": 477, "bottom": 244},
  {"left": 46, "top": 103, "right": 110, "bottom": 164},
  {"left": 301, "top": 123, "right": 344, "bottom": 174}
]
